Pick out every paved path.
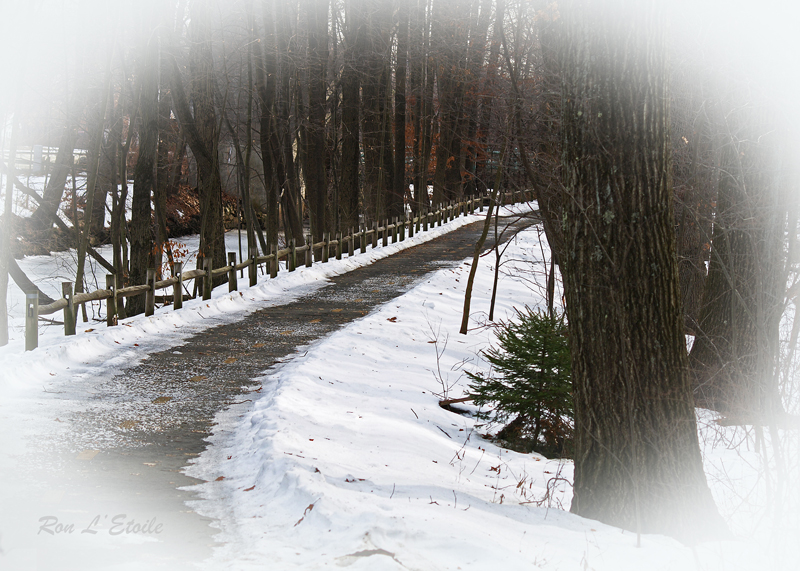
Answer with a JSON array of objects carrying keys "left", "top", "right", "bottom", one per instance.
[{"left": 13, "top": 213, "right": 536, "bottom": 570}]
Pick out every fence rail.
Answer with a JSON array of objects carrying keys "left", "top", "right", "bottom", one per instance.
[{"left": 22, "top": 190, "right": 533, "bottom": 350}]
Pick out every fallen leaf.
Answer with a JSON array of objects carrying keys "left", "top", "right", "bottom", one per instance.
[
  {"left": 119, "top": 420, "right": 139, "bottom": 430},
  {"left": 224, "top": 357, "right": 237, "bottom": 364},
  {"left": 253, "top": 343, "right": 265, "bottom": 348},
  {"left": 215, "top": 476, "right": 225, "bottom": 481},
  {"left": 353, "top": 299, "right": 363, "bottom": 302},
  {"left": 76, "top": 450, "right": 99, "bottom": 461},
  {"left": 331, "top": 308, "right": 343, "bottom": 313},
  {"left": 387, "top": 317, "right": 397, "bottom": 322},
  {"left": 280, "top": 331, "right": 293, "bottom": 335},
  {"left": 244, "top": 485, "right": 255, "bottom": 491},
  {"left": 309, "top": 319, "right": 321, "bottom": 324},
  {"left": 189, "top": 375, "right": 207, "bottom": 382},
  {"left": 143, "top": 462, "right": 156, "bottom": 467},
  {"left": 152, "top": 396, "right": 173, "bottom": 404},
  {"left": 85, "top": 328, "right": 95, "bottom": 333}
]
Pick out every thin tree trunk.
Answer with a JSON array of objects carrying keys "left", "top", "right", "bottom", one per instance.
[
  {"left": 75, "top": 53, "right": 113, "bottom": 306},
  {"left": 0, "top": 111, "right": 19, "bottom": 346},
  {"left": 393, "top": 0, "right": 409, "bottom": 219},
  {"left": 459, "top": 138, "right": 504, "bottom": 334},
  {"left": 32, "top": 125, "right": 76, "bottom": 232}
]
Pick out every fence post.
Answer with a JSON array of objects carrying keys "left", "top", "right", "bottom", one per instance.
[
  {"left": 372, "top": 220, "right": 378, "bottom": 249},
  {"left": 289, "top": 238, "right": 296, "bottom": 271},
  {"left": 305, "top": 235, "right": 313, "bottom": 267},
  {"left": 399, "top": 214, "right": 406, "bottom": 241},
  {"left": 104, "top": 276, "right": 116, "bottom": 327},
  {"left": 115, "top": 274, "right": 127, "bottom": 319},
  {"left": 227, "top": 252, "right": 238, "bottom": 292},
  {"left": 203, "top": 258, "right": 213, "bottom": 300},
  {"left": 336, "top": 232, "right": 343, "bottom": 260},
  {"left": 348, "top": 228, "right": 355, "bottom": 257},
  {"left": 360, "top": 225, "right": 367, "bottom": 253},
  {"left": 322, "top": 232, "right": 329, "bottom": 261},
  {"left": 409, "top": 213, "right": 414, "bottom": 238},
  {"left": 248, "top": 249, "right": 257, "bottom": 287},
  {"left": 173, "top": 262, "right": 183, "bottom": 310},
  {"left": 25, "top": 293, "right": 38, "bottom": 351},
  {"left": 62, "top": 282, "right": 76, "bottom": 335},
  {"left": 145, "top": 269, "right": 156, "bottom": 316}
]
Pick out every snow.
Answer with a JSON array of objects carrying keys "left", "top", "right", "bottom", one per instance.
[{"left": 1, "top": 202, "right": 799, "bottom": 570}]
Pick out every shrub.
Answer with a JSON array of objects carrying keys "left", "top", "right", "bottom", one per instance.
[{"left": 467, "top": 307, "right": 573, "bottom": 457}]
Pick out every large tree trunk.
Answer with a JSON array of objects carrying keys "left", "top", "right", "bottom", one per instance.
[
  {"left": 558, "top": 0, "right": 725, "bottom": 543},
  {"left": 360, "top": 0, "right": 393, "bottom": 222},
  {"left": 273, "top": 0, "right": 305, "bottom": 246},
  {"left": 251, "top": 3, "right": 280, "bottom": 251},
  {"left": 430, "top": 0, "right": 469, "bottom": 205},
  {"left": 338, "top": 0, "right": 362, "bottom": 232},
  {"left": 410, "top": 0, "right": 434, "bottom": 212},
  {"left": 688, "top": 101, "right": 786, "bottom": 420},
  {"left": 190, "top": 0, "right": 226, "bottom": 270},
  {"left": 128, "top": 18, "right": 159, "bottom": 316},
  {"left": 303, "top": 0, "right": 329, "bottom": 246}
]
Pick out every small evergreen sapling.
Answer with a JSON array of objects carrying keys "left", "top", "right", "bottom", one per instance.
[{"left": 467, "top": 307, "right": 573, "bottom": 457}]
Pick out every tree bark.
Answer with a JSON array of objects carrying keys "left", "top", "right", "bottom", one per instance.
[
  {"left": 129, "top": 13, "right": 159, "bottom": 316},
  {"left": 338, "top": 0, "right": 362, "bottom": 232},
  {"left": 688, "top": 101, "right": 786, "bottom": 420},
  {"left": 0, "top": 111, "right": 19, "bottom": 346},
  {"left": 251, "top": 2, "right": 280, "bottom": 251},
  {"left": 32, "top": 125, "right": 76, "bottom": 232},
  {"left": 304, "top": 0, "right": 329, "bottom": 245},
  {"left": 558, "top": 0, "right": 726, "bottom": 543},
  {"left": 392, "top": 0, "right": 409, "bottom": 220}
]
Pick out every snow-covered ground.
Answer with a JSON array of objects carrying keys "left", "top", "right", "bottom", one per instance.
[{"left": 1, "top": 203, "right": 799, "bottom": 570}]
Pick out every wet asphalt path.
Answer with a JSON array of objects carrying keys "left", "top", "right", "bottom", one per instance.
[{"left": 16, "top": 213, "right": 537, "bottom": 570}]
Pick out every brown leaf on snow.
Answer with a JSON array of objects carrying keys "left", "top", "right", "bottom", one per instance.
[
  {"left": 244, "top": 485, "right": 255, "bottom": 491},
  {"left": 387, "top": 317, "right": 397, "bottom": 322},
  {"left": 152, "top": 396, "right": 173, "bottom": 404},
  {"left": 294, "top": 503, "right": 315, "bottom": 526},
  {"left": 189, "top": 375, "right": 207, "bottom": 382},
  {"left": 215, "top": 476, "right": 225, "bottom": 481},
  {"left": 224, "top": 357, "right": 237, "bottom": 364}
]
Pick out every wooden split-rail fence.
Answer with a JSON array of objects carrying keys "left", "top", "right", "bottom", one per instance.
[{"left": 23, "top": 190, "right": 533, "bottom": 351}]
